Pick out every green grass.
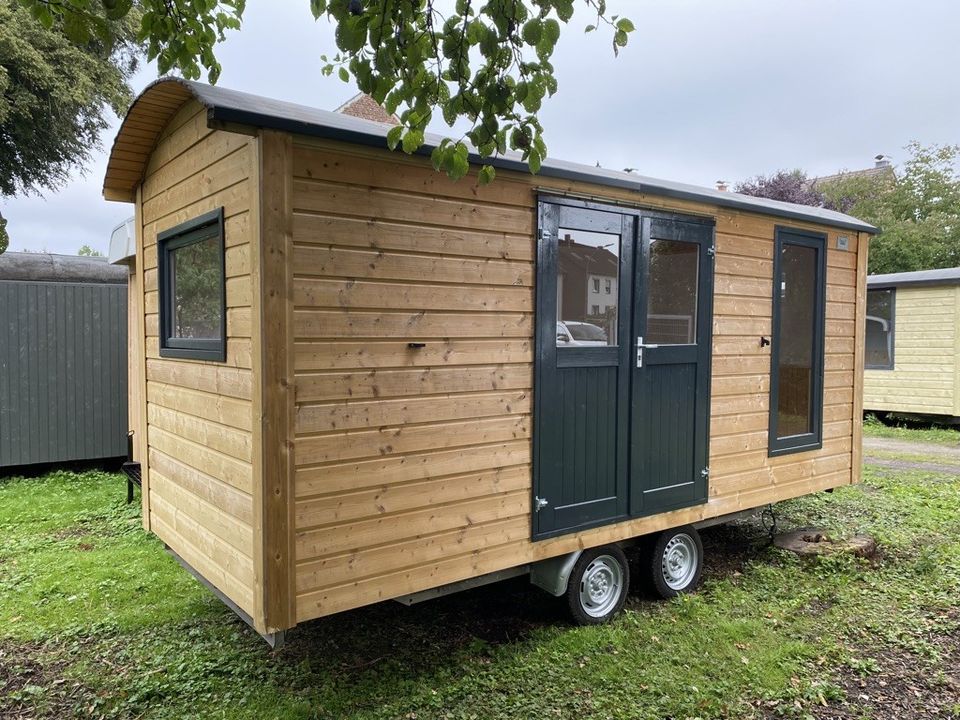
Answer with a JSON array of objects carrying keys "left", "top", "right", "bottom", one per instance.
[
  {"left": 2, "top": 459, "right": 959, "bottom": 719},
  {"left": 863, "top": 413, "right": 960, "bottom": 446}
]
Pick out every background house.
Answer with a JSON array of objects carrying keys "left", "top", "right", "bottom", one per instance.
[
  {"left": 0, "top": 252, "right": 128, "bottom": 470},
  {"left": 863, "top": 267, "right": 960, "bottom": 421}
]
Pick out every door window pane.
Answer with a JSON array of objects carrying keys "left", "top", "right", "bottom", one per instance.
[
  {"left": 556, "top": 229, "right": 619, "bottom": 347},
  {"left": 866, "top": 289, "right": 895, "bottom": 369},
  {"left": 647, "top": 239, "right": 698, "bottom": 344},
  {"left": 776, "top": 243, "right": 817, "bottom": 437}
]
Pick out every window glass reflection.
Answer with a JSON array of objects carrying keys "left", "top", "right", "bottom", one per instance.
[
  {"left": 556, "top": 229, "right": 619, "bottom": 347},
  {"left": 865, "top": 289, "right": 894, "bottom": 369},
  {"left": 777, "top": 243, "right": 817, "bottom": 437},
  {"left": 647, "top": 239, "right": 698, "bottom": 344}
]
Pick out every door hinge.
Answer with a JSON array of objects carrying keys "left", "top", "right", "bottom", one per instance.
[
  {"left": 539, "top": 228, "right": 554, "bottom": 243},
  {"left": 534, "top": 496, "right": 549, "bottom": 512},
  {"left": 701, "top": 467, "right": 710, "bottom": 479},
  {"left": 707, "top": 244, "right": 716, "bottom": 258}
]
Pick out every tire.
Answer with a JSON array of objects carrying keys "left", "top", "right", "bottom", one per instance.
[
  {"left": 648, "top": 525, "right": 703, "bottom": 599},
  {"left": 565, "top": 545, "right": 630, "bottom": 625}
]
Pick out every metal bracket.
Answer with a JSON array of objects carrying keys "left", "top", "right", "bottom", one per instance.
[
  {"left": 534, "top": 496, "right": 549, "bottom": 512},
  {"left": 707, "top": 244, "right": 716, "bottom": 258},
  {"left": 701, "top": 467, "right": 710, "bottom": 479}
]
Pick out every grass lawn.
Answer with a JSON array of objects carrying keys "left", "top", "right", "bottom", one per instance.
[{"left": 1, "top": 457, "right": 959, "bottom": 719}]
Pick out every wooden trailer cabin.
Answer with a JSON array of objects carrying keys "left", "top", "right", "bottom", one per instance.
[
  {"left": 863, "top": 267, "right": 960, "bottom": 421},
  {"left": 103, "top": 78, "right": 876, "bottom": 643}
]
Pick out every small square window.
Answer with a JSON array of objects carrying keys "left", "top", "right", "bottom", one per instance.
[
  {"left": 158, "top": 208, "right": 226, "bottom": 362},
  {"left": 593, "top": 278, "right": 600, "bottom": 293}
]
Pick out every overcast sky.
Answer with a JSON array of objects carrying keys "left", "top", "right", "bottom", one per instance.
[{"left": 3, "top": 0, "right": 958, "bottom": 255}]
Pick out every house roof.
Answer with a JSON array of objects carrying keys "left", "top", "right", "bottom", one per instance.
[
  {"left": 333, "top": 92, "right": 399, "bottom": 125},
  {"left": 812, "top": 164, "right": 896, "bottom": 188},
  {"left": 868, "top": 266, "right": 960, "bottom": 289},
  {"left": 0, "top": 252, "right": 127, "bottom": 284},
  {"left": 103, "top": 78, "right": 879, "bottom": 234}
]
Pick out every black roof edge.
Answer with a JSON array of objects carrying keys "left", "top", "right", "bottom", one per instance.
[
  {"left": 168, "top": 78, "right": 873, "bottom": 236},
  {"left": 868, "top": 279, "right": 960, "bottom": 290}
]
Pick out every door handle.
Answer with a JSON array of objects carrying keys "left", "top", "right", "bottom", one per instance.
[{"left": 636, "top": 337, "right": 659, "bottom": 368}]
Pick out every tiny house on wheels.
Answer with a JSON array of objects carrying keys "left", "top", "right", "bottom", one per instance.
[
  {"left": 863, "top": 267, "right": 960, "bottom": 422},
  {"left": 103, "top": 78, "right": 875, "bottom": 645}
]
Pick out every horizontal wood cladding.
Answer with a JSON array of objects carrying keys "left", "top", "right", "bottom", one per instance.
[
  {"left": 864, "top": 285, "right": 958, "bottom": 416},
  {"left": 285, "top": 138, "right": 861, "bottom": 623},
  {"left": 290, "top": 142, "right": 535, "bottom": 622},
  {"left": 138, "top": 103, "right": 257, "bottom": 616}
]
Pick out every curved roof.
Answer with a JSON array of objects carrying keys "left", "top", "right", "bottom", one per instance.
[
  {"left": 104, "top": 78, "right": 879, "bottom": 234},
  {"left": 0, "top": 252, "right": 127, "bottom": 284}
]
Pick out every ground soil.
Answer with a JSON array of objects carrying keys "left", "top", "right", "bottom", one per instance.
[
  {"left": 0, "top": 640, "right": 97, "bottom": 720},
  {"left": 813, "top": 628, "right": 960, "bottom": 719},
  {"left": 864, "top": 436, "right": 960, "bottom": 461}
]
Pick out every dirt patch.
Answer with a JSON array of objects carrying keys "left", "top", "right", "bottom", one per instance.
[
  {"left": 0, "top": 640, "right": 97, "bottom": 719},
  {"left": 51, "top": 526, "right": 88, "bottom": 542},
  {"left": 816, "top": 630, "right": 960, "bottom": 719},
  {"left": 866, "top": 456, "right": 960, "bottom": 475},
  {"left": 864, "top": 436, "right": 960, "bottom": 460}
]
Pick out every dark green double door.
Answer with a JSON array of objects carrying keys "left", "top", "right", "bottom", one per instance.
[{"left": 533, "top": 198, "right": 714, "bottom": 539}]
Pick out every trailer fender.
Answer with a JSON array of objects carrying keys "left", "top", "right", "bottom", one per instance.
[{"left": 530, "top": 550, "right": 583, "bottom": 597}]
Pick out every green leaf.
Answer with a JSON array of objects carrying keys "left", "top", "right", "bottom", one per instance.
[
  {"left": 338, "top": 66, "right": 349, "bottom": 82},
  {"left": 616, "top": 18, "right": 635, "bottom": 33},
  {"left": 386, "top": 125, "right": 403, "bottom": 151},
  {"left": 401, "top": 129, "right": 424, "bottom": 154},
  {"left": 521, "top": 19, "right": 542, "bottom": 45},
  {"left": 335, "top": 16, "right": 367, "bottom": 53},
  {"left": 528, "top": 149, "right": 542, "bottom": 174},
  {"left": 478, "top": 165, "right": 496, "bottom": 185}
]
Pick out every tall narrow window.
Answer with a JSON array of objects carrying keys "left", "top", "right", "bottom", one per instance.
[
  {"left": 769, "top": 227, "right": 826, "bottom": 455},
  {"left": 158, "top": 208, "right": 226, "bottom": 362},
  {"left": 865, "top": 288, "right": 895, "bottom": 369}
]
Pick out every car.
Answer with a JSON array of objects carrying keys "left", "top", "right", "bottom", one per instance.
[{"left": 557, "top": 321, "right": 609, "bottom": 346}]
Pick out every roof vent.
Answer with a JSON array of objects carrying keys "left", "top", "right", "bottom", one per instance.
[
  {"left": 716, "top": 180, "right": 729, "bottom": 192},
  {"left": 875, "top": 154, "right": 892, "bottom": 168}
]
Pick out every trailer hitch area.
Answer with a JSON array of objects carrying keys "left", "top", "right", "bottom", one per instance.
[{"left": 530, "top": 550, "right": 583, "bottom": 597}]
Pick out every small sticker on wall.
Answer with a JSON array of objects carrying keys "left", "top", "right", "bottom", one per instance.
[{"left": 837, "top": 236, "right": 850, "bottom": 251}]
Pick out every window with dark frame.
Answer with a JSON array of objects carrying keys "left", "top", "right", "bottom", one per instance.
[
  {"left": 769, "top": 227, "right": 826, "bottom": 456},
  {"left": 865, "top": 288, "right": 895, "bottom": 370},
  {"left": 158, "top": 207, "right": 226, "bottom": 362}
]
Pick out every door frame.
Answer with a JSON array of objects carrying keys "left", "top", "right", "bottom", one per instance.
[{"left": 532, "top": 194, "right": 716, "bottom": 540}]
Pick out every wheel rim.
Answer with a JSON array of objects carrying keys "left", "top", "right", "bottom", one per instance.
[
  {"left": 661, "top": 533, "right": 699, "bottom": 591},
  {"left": 578, "top": 555, "right": 624, "bottom": 618}
]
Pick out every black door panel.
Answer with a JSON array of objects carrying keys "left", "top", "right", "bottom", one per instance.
[{"left": 534, "top": 198, "right": 714, "bottom": 539}]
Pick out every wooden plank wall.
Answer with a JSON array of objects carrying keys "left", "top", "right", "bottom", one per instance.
[
  {"left": 863, "top": 285, "right": 957, "bottom": 416},
  {"left": 287, "top": 139, "right": 864, "bottom": 624},
  {"left": 137, "top": 99, "right": 258, "bottom": 617}
]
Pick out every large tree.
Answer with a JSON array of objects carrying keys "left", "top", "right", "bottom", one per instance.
[
  {"left": 735, "top": 169, "right": 825, "bottom": 207},
  {"left": 0, "top": 0, "right": 141, "bottom": 254},
  {"left": 16, "top": 0, "right": 633, "bottom": 187},
  {"left": 821, "top": 143, "right": 960, "bottom": 274},
  {"left": 735, "top": 143, "right": 960, "bottom": 275}
]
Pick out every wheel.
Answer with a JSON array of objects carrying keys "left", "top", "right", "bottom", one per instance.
[
  {"left": 649, "top": 525, "right": 703, "bottom": 599},
  {"left": 565, "top": 545, "right": 630, "bottom": 625}
]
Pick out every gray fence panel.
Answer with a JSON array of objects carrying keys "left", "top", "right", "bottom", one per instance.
[{"left": 0, "top": 280, "right": 128, "bottom": 469}]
